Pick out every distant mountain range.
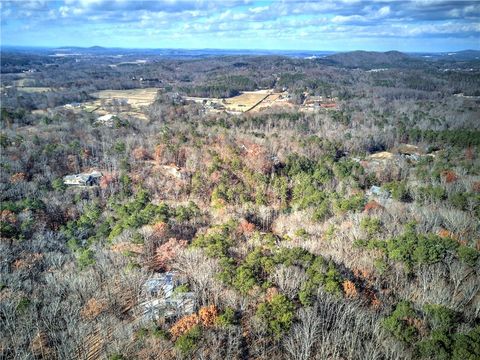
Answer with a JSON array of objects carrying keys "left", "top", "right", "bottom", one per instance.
[
  {"left": 2, "top": 45, "right": 479, "bottom": 65},
  {"left": 321, "top": 50, "right": 413, "bottom": 68},
  {"left": 319, "top": 50, "right": 480, "bottom": 69}
]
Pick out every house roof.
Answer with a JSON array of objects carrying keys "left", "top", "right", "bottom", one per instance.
[
  {"left": 97, "top": 114, "right": 115, "bottom": 121},
  {"left": 144, "top": 272, "right": 175, "bottom": 298},
  {"left": 63, "top": 171, "right": 102, "bottom": 183}
]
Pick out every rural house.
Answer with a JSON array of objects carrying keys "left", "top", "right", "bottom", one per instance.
[
  {"left": 63, "top": 171, "right": 102, "bottom": 186},
  {"left": 140, "top": 272, "right": 195, "bottom": 322}
]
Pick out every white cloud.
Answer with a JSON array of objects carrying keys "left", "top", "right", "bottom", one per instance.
[
  {"left": 377, "top": 6, "right": 390, "bottom": 16},
  {"left": 1, "top": 0, "right": 479, "bottom": 48}
]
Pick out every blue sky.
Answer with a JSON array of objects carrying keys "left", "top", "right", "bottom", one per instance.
[{"left": 1, "top": 0, "right": 479, "bottom": 52}]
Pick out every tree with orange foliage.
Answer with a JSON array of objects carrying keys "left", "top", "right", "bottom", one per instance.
[
  {"left": 342, "top": 280, "right": 358, "bottom": 299},
  {"left": 441, "top": 170, "right": 458, "bottom": 184},
  {"left": 237, "top": 219, "right": 255, "bottom": 236},
  {"left": 170, "top": 305, "right": 219, "bottom": 339},
  {"left": 151, "top": 222, "right": 168, "bottom": 241},
  {"left": 198, "top": 305, "right": 219, "bottom": 327},
  {"left": 472, "top": 181, "right": 480, "bottom": 193},
  {"left": 170, "top": 313, "right": 200, "bottom": 339},
  {"left": 153, "top": 238, "right": 187, "bottom": 271},
  {"left": 10, "top": 172, "right": 27, "bottom": 183},
  {"left": 241, "top": 141, "right": 274, "bottom": 174},
  {"left": 365, "top": 288, "right": 381, "bottom": 308},
  {"left": 363, "top": 200, "right": 384, "bottom": 214},
  {"left": 132, "top": 147, "right": 152, "bottom": 161},
  {"left": 1, "top": 210, "right": 17, "bottom": 225},
  {"left": 99, "top": 172, "right": 117, "bottom": 190}
]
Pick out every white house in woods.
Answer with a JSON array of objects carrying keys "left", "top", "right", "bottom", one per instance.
[
  {"left": 95, "top": 113, "right": 116, "bottom": 127},
  {"left": 140, "top": 272, "right": 195, "bottom": 322},
  {"left": 145, "top": 273, "right": 175, "bottom": 298},
  {"left": 63, "top": 171, "right": 102, "bottom": 186}
]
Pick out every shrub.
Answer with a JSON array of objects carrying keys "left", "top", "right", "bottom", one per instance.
[
  {"left": 452, "top": 326, "right": 480, "bottom": 360},
  {"left": 333, "top": 194, "right": 365, "bottom": 214},
  {"left": 384, "top": 226, "right": 458, "bottom": 271},
  {"left": 108, "top": 354, "right": 124, "bottom": 360},
  {"left": 385, "top": 181, "right": 411, "bottom": 202},
  {"left": 51, "top": 178, "right": 67, "bottom": 191},
  {"left": 373, "top": 258, "right": 388, "bottom": 274},
  {"left": 114, "top": 141, "right": 126, "bottom": 154},
  {"left": 299, "top": 257, "right": 342, "bottom": 305},
  {"left": 217, "top": 307, "right": 236, "bottom": 327},
  {"left": 294, "top": 228, "right": 308, "bottom": 238},
  {"left": 16, "top": 297, "right": 31, "bottom": 314},
  {"left": 256, "top": 294, "right": 294, "bottom": 338},
  {"left": 457, "top": 246, "right": 479, "bottom": 266},
  {"left": 360, "top": 217, "right": 382, "bottom": 236},
  {"left": 0, "top": 218, "right": 18, "bottom": 238},
  {"left": 174, "top": 325, "right": 202, "bottom": 356},
  {"left": 449, "top": 192, "right": 469, "bottom": 210},
  {"left": 383, "top": 301, "right": 418, "bottom": 343},
  {"left": 233, "top": 265, "right": 258, "bottom": 294},
  {"left": 312, "top": 200, "right": 331, "bottom": 221},
  {"left": 417, "top": 331, "right": 453, "bottom": 360},
  {"left": 423, "top": 304, "right": 456, "bottom": 332},
  {"left": 77, "top": 248, "right": 95, "bottom": 268}
]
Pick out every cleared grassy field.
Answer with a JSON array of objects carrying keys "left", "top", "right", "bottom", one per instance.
[
  {"left": 223, "top": 90, "right": 270, "bottom": 112},
  {"left": 18, "top": 87, "right": 53, "bottom": 93},
  {"left": 185, "top": 90, "right": 292, "bottom": 113},
  {"left": 91, "top": 88, "right": 158, "bottom": 108}
]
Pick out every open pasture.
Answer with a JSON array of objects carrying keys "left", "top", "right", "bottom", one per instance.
[
  {"left": 90, "top": 88, "right": 159, "bottom": 108},
  {"left": 222, "top": 90, "right": 270, "bottom": 112}
]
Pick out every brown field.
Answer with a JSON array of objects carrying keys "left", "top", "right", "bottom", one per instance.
[
  {"left": 18, "top": 87, "right": 54, "bottom": 93},
  {"left": 186, "top": 89, "right": 291, "bottom": 114},
  {"left": 222, "top": 90, "right": 270, "bottom": 112},
  {"left": 252, "top": 93, "right": 290, "bottom": 112},
  {"left": 90, "top": 88, "right": 159, "bottom": 108}
]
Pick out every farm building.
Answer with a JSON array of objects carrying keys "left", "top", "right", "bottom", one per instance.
[
  {"left": 303, "top": 95, "right": 338, "bottom": 110},
  {"left": 64, "top": 102, "right": 81, "bottom": 109},
  {"left": 63, "top": 171, "right": 102, "bottom": 186}
]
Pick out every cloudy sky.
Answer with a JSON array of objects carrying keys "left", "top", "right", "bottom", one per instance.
[{"left": 1, "top": 0, "right": 479, "bottom": 51}]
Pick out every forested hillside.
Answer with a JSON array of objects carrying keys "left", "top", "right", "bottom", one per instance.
[{"left": 1, "top": 49, "right": 479, "bottom": 360}]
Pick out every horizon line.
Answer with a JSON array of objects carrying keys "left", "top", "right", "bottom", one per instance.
[{"left": 1, "top": 45, "right": 479, "bottom": 54}]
